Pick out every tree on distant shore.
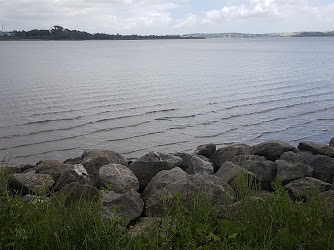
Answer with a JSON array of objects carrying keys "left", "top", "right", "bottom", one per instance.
[{"left": 8, "top": 26, "right": 188, "bottom": 40}]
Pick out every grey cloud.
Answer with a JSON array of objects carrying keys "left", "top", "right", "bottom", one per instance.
[
  {"left": 201, "top": 0, "right": 334, "bottom": 32},
  {"left": 0, "top": 0, "right": 185, "bottom": 33}
]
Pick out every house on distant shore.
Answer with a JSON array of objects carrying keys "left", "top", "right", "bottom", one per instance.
[{"left": 0, "top": 31, "right": 14, "bottom": 37}]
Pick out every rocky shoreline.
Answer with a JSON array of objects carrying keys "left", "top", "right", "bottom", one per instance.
[{"left": 2, "top": 138, "right": 334, "bottom": 224}]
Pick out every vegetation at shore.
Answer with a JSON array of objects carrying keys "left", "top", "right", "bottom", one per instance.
[
  {"left": 1, "top": 162, "right": 334, "bottom": 249},
  {"left": 0, "top": 25, "right": 201, "bottom": 41},
  {"left": 2, "top": 26, "right": 334, "bottom": 41}
]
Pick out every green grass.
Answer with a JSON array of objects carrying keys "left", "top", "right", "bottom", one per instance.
[{"left": 1, "top": 162, "right": 334, "bottom": 249}]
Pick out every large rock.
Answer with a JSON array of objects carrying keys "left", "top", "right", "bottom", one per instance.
[
  {"left": 82, "top": 149, "right": 128, "bottom": 166},
  {"left": 298, "top": 141, "right": 334, "bottom": 158},
  {"left": 231, "top": 155, "right": 267, "bottom": 167},
  {"left": 188, "top": 155, "right": 214, "bottom": 175},
  {"left": 173, "top": 152, "right": 195, "bottom": 172},
  {"left": 141, "top": 167, "right": 188, "bottom": 199},
  {"left": 10, "top": 172, "right": 54, "bottom": 194},
  {"left": 21, "top": 194, "right": 49, "bottom": 204},
  {"left": 173, "top": 153, "right": 214, "bottom": 175},
  {"left": 252, "top": 140, "right": 295, "bottom": 161},
  {"left": 99, "top": 163, "right": 139, "bottom": 193},
  {"left": 231, "top": 155, "right": 277, "bottom": 190},
  {"left": 1, "top": 164, "right": 24, "bottom": 174},
  {"left": 63, "top": 156, "right": 83, "bottom": 165},
  {"left": 319, "top": 189, "right": 334, "bottom": 201},
  {"left": 53, "top": 183, "right": 99, "bottom": 206},
  {"left": 280, "top": 150, "right": 311, "bottom": 162},
  {"left": 34, "top": 160, "right": 70, "bottom": 180},
  {"left": 321, "top": 190, "right": 334, "bottom": 217},
  {"left": 0, "top": 178, "right": 7, "bottom": 195},
  {"left": 275, "top": 160, "right": 313, "bottom": 185},
  {"left": 280, "top": 151, "right": 334, "bottom": 183},
  {"left": 194, "top": 143, "right": 216, "bottom": 158},
  {"left": 330, "top": 138, "right": 334, "bottom": 147},
  {"left": 129, "top": 152, "right": 183, "bottom": 191},
  {"left": 82, "top": 156, "right": 112, "bottom": 187},
  {"left": 128, "top": 217, "right": 168, "bottom": 237},
  {"left": 285, "top": 177, "right": 332, "bottom": 200},
  {"left": 210, "top": 144, "right": 252, "bottom": 171},
  {"left": 142, "top": 167, "right": 235, "bottom": 217},
  {"left": 54, "top": 164, "right": 92, "bottom": 191},
  {"left": 80, "top": 150, "right": 128, "bottom": 187},
  {"left": 102, "top": 189, "right": 144, "bottom": 223},
  {"left": 251, "top": 190, "right": 274, "bottom": 200},
  {"left": 215, "top": 161, "right": 258, "bottom": 189}
]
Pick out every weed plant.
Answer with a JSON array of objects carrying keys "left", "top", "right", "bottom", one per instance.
[{"left": 1, "top": 161, "right": 334, "bottom": 249}]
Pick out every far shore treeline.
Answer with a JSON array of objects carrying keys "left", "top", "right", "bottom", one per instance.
[
  {"left": 1, "top": 25, "right": 203, "bottom": 40},
  {"left": 1, "top": 26, "right": 334, "bottom": 41}
]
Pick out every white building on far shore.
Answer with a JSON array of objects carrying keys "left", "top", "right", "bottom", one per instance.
[{"left": 0, "top": 31, "right": 14, "bottom": 37}]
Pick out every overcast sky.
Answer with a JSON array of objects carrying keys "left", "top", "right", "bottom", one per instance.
[{"left": 1, "top": 0, "right": 334, "bottom": 35}]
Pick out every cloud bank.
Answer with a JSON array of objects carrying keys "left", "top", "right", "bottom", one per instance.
[{"left": 0, "top": 0, "right": 333, "bottom": 34}]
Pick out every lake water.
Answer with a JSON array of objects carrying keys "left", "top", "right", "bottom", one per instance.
[{"left": 0, "top": 38, "right": 334, "bottom": 164}]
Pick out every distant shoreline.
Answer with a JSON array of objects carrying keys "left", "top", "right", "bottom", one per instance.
[
  {"left": 0, "top": 26, "right": 205, "bottom": 41},
  {"left": 1, "top": 26, "right": 333, "bottom": 41},
  {"left": 0, "top": 38, "right": 204, "bottom": 41},
  {"left": 2, "top": 36, "right": 334, "bottom": 42}
]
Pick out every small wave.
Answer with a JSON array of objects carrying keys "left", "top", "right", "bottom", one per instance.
[
  {"left": 145, "top": 108, "right": 178, "bottom": 114},
  {"left": 106, "top": 130, "right": 165, "bottom": 142},
  {"left": 14, "top": 147, "right": 81, "bottom": 159},
  {"left": 168, "top": 124, "right": 194, "bottom": 130},
  {"left": 124, "top": 140, "right": 189, "bottom": 154},
  {"left": 0, "top": 135, "right": 84, "bottom": 151},
  {"left": 90, "top": 121, "right": 151, "bottom": 134},
  {"left": 158, "top": 114, "right": 196, "bottom": 120},
  {"left": 195, "top": 128, "right": 238, "bottom": 139}
]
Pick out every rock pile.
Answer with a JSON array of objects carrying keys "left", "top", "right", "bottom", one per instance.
[{"left": 2, "top": 139, "right": 334, "bottom": 225}]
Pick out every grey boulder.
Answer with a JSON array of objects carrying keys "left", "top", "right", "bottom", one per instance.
[
  {"left": 187, "top": 155, "right": 214, "bottom": 175},
  {"left": 321, "top": 190, "right": 334, "bottom": 217},
  {"left": 53, "top": 183, "right": 99, "bottom": 206},
  {"left": 215, "top": 161, "right": 258, "bottom": 189},
  {"left": 231, "top": 155, "right": 277, "bottom": 190},
  {"left": 173, "top": 152, "right": 195, "bottom": 172},
  {"left": 298, "top": 141, "right": 334, "bottom": 158},
  {"left": 82, "top": 156, "right": 112, "bottom": 187},
  {"left": 54, "top": 164, "right": 92, "bottom": 191},
  {"left": 285, "top": 177, "right": 332, "bottom": 200},
  {"left": 142, "top": 167, "right": 235, "bottom": 217},
  {"left": 330, "top": 138, "right": 334, "bottom": 147},
  {"left": 275, "top": 160, "right": 313, "bottom": 185},
  {"left": 21, "top": 194, "right": 49, "bottom": 204},
  {"left": 210, "top": 144, "right": 252, "bottom": 171},
  {"left": 102, "top": 189, "right": 144, "bottom": 223},
  {"left": 252, "top": 140, "right": 295, "bottom": 161},
  {"left": 99, "top": 163, "right": 139, "bottom": 193},
  {"left": 231, "top": 155, "right": 267, "bottom": 168},
  {"left": 82, "top": 149, "right": 128, "bottom": 166},
  {"left": 10, "top": 172, "right": 54, "bottom": 194},
  {"left": 1, "top": 164, "right": 25, "bottom": 174},
  {"left": 280, "top": 151, "right": 334, "bottom": 183},
  {"left": 194, "top": 143, "right": 216, "bottom": 158},
  {"left": 34, "top": 160, "right": 70, "bottom": 180},
  {"left": 129, "top": 152, "right": 183, "bottom": 191}
]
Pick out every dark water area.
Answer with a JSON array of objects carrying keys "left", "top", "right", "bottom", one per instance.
[{"left": 0, "top": 37, "right": 334, "bottom": 164}]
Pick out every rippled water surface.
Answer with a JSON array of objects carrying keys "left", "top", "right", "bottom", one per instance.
[{"left": 1, "top": 38, "right": 334, "bottom": 164}]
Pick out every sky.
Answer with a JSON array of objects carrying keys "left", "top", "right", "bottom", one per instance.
[{"left": 1, "top": 0, "right": 334, "bottom": 35}]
